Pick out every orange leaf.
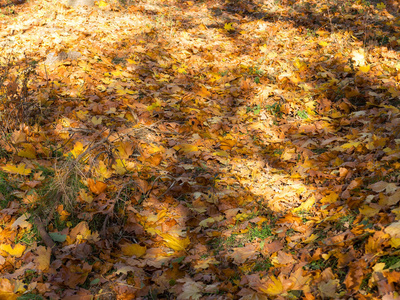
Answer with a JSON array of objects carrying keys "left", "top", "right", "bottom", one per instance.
[{"left": 88, "top": 178, "right": 107, "bottom": 195}]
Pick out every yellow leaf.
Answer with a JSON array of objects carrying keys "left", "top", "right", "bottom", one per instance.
[
  {"left": 96, "top": 0, "right": 109, "bottom": 8},
  {"left": 213, "top": 151, "right": 229, "bottom": 157},
  {"left": 336, "top": 141, "right": 361, "bottom": 150},
  {"left": 0, "top": 243, "right": 26, "bottom": 257},
  {"left": 69, "top": 141, "right": 86, "bottom": 158},
  {"left": 91, "top": 116, "right": 103, "bottom": 125},
  {"left": 147, "top": 99, "right": 162, "bottom": 111},
  {"left": 173, "top": 144, "right": 199, "bottom": 153},
  {"left": 96, "top": 160, "right": 112, "bottom": 180},
  {"left": 178, "top": 66, "right": 187, "bottom": 74},
  {"left": 116, "top": 142, "right": 134, "bottom": 159},
  {"left": 17, "top": 143, "right": 36, "bottom": 159},
  {"left": 36, "top": 246, "right": 51, "bottom": 271},
  {"left": 224, "top": 23, "right": 234, "bottom": 31},
  {"left": 112, "top": 158, "right": 127, "bottom": 175},
  {"left": 320, "top": 192, "right": 338, "bottom": 204},
  {"left": 390, "top": 237, "right": 400, "bottom": 248},
  {"left": 293, "top": 196, "right": 315, "bottom": 213},
  {"left": 258, "top": 276, "right": 284, "bottom": 296},
  {"left": 303, "top": 233, "right": 319, "bottom": 244},
  {"left": 318, "top": 41, "right": 329, "bottom": 47},
  {"left": 377, "top": 2, "right": 386, "bottom": 10},
  {"left": 79, "top": 189, "right": 93, "bottom": 204},
  {"left": 359, "top": 205, "right": 380, "bottom": 217},
  {"left": 259, "top": 44, "right": 268, "bottom": 54},
  {"left": 359, "top": 64, "right": 370, "bottom": 73},
  {"left": 2, "top": 163, "right": 31, "bottom": 175},
  {"left": 198, "top": 23, "right": 207, "bottom": 31},
  {"left": 121, "top": 243, "right": 147, "bottom": 257},
  {"left": 159, "top": 233, "right": 190, "bottom": 251},
  {"left": 96, "top": 84, "right": 107, "bottom": 92}
]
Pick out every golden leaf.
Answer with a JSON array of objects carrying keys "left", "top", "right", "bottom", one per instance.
[
  {"left": 318, "top": 41, "right": 329, "bottom": 47},
  {"left": 36, "top": 246, "right": 51, "bottom": 271},
  {"left": 2, "top": 163, "right": 31, "bottom": 175},
  {"left": 224, "top": 23, "right": 234, "bottom": 31},
  {"left": 359, "top": 64, "right": 370, "bottom": 73},
  {"left": 159, "top": 233, "right": 190, "bottom": 251},
  {"left": 293, "top": 196, "right": 315, "bottom": 213},
  {"left": 173, "top": 144, "right": 199, "bottom": 153},
  {"left": 0, "top": 243, "right": 26, "bottom": 257},
  {"left": 17, "top": 143, "right": 36, "bottom": 159},
  {"left": 258, "top": 276, "right": 284, "bottom": 296},
  {"left": 79, "top": 189, "right": 93, "bottom": 204},
  {"left": 69, "top": 141, "right": 86, "bottom": 158},
  {"left": 112, "top": 158, "right": 127, "bottom": 175},
  {"left": 121, "top": 243, "right": 147, "bottom": 258}
]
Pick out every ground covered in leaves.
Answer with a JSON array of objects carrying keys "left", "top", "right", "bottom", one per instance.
[{"left": 1, "top": 0, "right": 400, "bottom": 298}]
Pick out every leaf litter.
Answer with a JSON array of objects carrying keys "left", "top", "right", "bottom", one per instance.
[{"left": 0, "top": 0, "right": 400, "bottom": 298}]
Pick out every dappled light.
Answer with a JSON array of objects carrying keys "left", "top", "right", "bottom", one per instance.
[{"left": 0, "top": 0, "right": 400, "bottom": 299}]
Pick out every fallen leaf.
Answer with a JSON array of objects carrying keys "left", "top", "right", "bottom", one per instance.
[
  {"left": 87, "top": 178, "right": 107, "bottom": 195},
  {"left": 121, "top": 243, "right": 147, "bottom": 258}
]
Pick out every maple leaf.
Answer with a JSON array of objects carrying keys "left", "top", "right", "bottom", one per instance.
[
  {"left": 318, "top": 279, "right": 339, "bottom": 298},
  {"left": 224, "top": 23, "right": 235, "bottom": 31},
  {"left": 2, "top": 163, "right": 31, "bottom": 175},
  {"left": 0, "top": 243, "right": 26, "bottom": 257},
  {"left": 35, "top": 246, "right": 51, "bottom": 272},
  {"left": 11, "top": 214, "right": 31, "bottom": 230},
  {"left": 359, "top": 64, "right": 370, "bottom": 73},
  {"left": 376, "top": 2, "right": 386, "bottom": 9},
  {"left": 177, "top": 277, "right": 204, "bottom": 300},
  {"left": 121, "top": 243, "right": 147, "bottom": 258},
  {"left": 68, "top": 142, "right": 87, "bottom": 159},
  {"left": 17, "top": 143, "right": 36, "bottom": 159},
  {"left": 79, "top": 189, "right": 94, "bottom": 203},
  {"left": 87, "top": 178, "right": 107, "bottom": 195},
  {"left": 91, "top": 116, "right": 103, "bottom": 125},
  {"left": 229, "top": 244, "right": 258, "bottom": 265},
  {"left": 257, "top": 276, "right": 284, "bottom": 296},
  {"left": 158, "top": 233, "right": 190, "bottom": 251},
  {"left": 194, "top": 257, "right": 219, "bottom": 270}
]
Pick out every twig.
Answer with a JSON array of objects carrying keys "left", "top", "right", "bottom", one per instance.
[{"left": 34, "top": 217, "right": 56, "bottom": 251}]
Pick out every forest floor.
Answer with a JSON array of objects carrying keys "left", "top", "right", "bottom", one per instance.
[{"left": 1, "top": 0, "right": 400, "bottom": 299}]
